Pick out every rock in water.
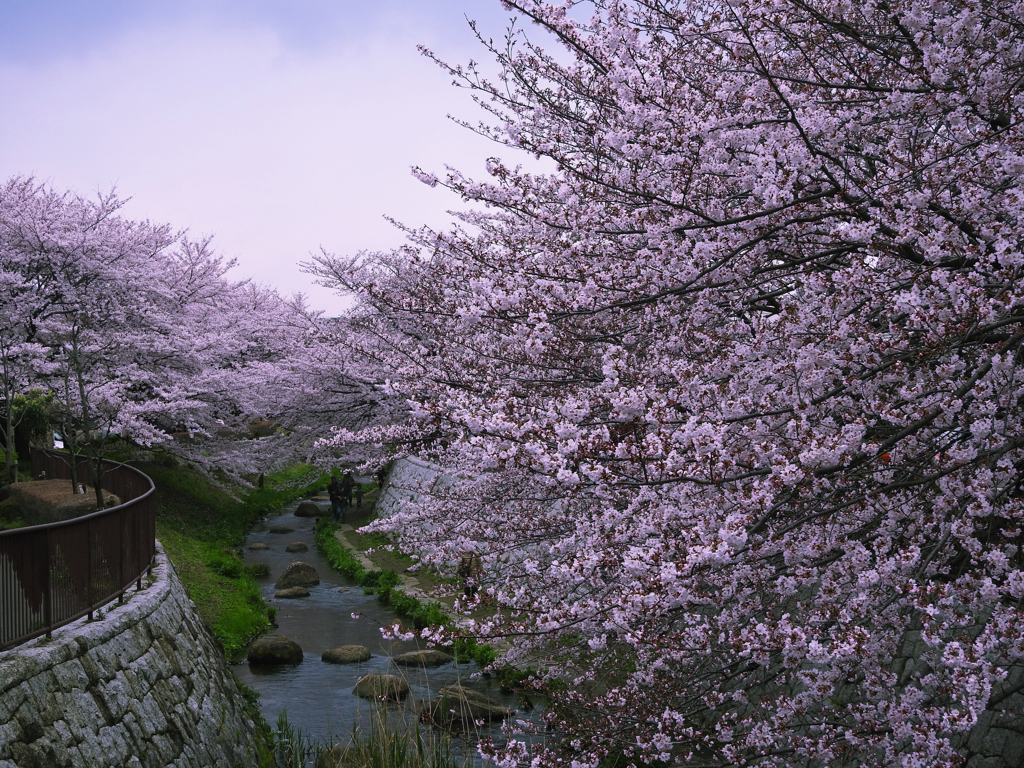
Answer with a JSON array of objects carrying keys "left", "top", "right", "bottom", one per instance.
[
  {"left": 352, "top": 673, "right": 410, "bottom": 701},
  {"left": 248, "top": 634, "right": 303, "bottom": 665},
  {"left": 285, "top": 542, "right": 308, "bottom": 553},
  {"left": 268, "top": 525, "right": 294, "bottom": 534},
  {"left": 391, "top": 649, "right": 454, "bottom": 667},
  {"left": 294, "top": 501, "right": 323, "bottom": 517},
  {"left": 275, "top": 561, "right": 320, "bottom": 589},
  {"left": 275, "top": 587, "right": 311, "bottom": 599},
  {"left": 247, "top": 542, "right": 269, "bottom": 550},
  {"left": 425, "top": 685, "right": 511, "bottom": 727},
  {"left": 322, "top": 645, "right": 372, "bottom": 664}
]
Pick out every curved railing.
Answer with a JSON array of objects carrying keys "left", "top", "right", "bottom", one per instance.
[{"left": 0, "top": 449, "right": 156, "bottom": 651}]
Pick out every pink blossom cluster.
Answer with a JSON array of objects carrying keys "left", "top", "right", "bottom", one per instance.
[
  {"left": 0, "top": 177, "right": 390, "bottom": 486},
  {"left": 310, "top": 0, "right": 1024, "bottom": 765}
]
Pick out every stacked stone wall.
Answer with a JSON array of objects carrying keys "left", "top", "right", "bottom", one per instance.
[
  {"left": 0, "top": 543, "right": 261, "bottom": 768},
  {"left": 376, "top": 455, "right": 447, "bottom": 522}
]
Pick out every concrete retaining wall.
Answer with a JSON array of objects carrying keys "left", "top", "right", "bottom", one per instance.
[{"left": 0, "top": 543, "right": 261, "bottom": 768}]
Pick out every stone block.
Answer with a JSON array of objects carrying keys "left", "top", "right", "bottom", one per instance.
[
  {"left": 10, "top": 738, "right": 68, "bottom": 768},
  {"left": 1003, "top": 730, "right": 1024, "bottom": 767},
  {"left": 78, "top": 653, "right": 108, "bottom": 685},
  {"left": 15, "top": 700, "right": 44, "bottom": 741},
  {"left": 96, "top": 675, "right": 132, "bottom": 722},
  {"left": 150, "top": 730, "right": 184, "bottom": 763},
  {"left": 0, "top": 723, "right": 17, "bottom": 756},
  {"left": 154, "top": 636, "right": 184, "bottom": 676},
  {"left": 0, "top": 682, "right": 25, "bottom": 722},
  {"left": 50, "top": 719, "right": 74, "bottom": 750},
  {"left": 64, "top": 688, "right": 106, "bottom": 735},
  {"left": 51, "top": 659, "right": 89, "bottom": 692},
  {"left": 118, "top": 711, "right": 146, "bottom": 749},
  {"left": 135, "top": 691, "right": 170, "bottom": 738},
  {"left": 969, "top": 711, "right": 997, "bottom": 753}
]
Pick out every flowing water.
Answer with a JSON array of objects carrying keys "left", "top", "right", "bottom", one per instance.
[{"left": 232, "top": 498, "right": 538, "bottom": 757}]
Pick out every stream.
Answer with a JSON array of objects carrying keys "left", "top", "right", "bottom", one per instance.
[{"left": 232, "top": 497, "right": 539, "bottom": 759}]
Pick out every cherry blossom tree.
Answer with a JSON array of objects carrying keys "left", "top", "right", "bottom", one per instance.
[
  {"left": 0, "top": 178, "right": 319, "bottom": 498},
  {"left": 310, "top": 1, "right": 1024, "bottom": 765}
]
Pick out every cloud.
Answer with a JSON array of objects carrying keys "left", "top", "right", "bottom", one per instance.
[{"left": 0, "top": 6, "right": 523, "bottom": 311}]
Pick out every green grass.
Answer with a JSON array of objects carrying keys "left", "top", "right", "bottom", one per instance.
[
  {"left": 143, "top": 459, "right": 331, "bottom": 661},
  {"left": 157, "top": 524, "right": 270, "bottom": 659},
  {"left": 272, "top": 707, "right": 469, "bottom": 768},
  {"left": 314, "top": 518, "right": 498, "bottom": 668}
]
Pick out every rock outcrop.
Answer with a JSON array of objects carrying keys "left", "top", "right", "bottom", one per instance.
[
  {"left": 274, "top": 562, "right": 320, "bottom": 589},
  {"left": 247, "top": 634, "right": 304, "bottom": 665},
  {"left": 322, "top": 646, "right": 372, "bottom": 664},
  {"left": 425, "top": 685, "right": 511, "bottom": 728},
  {"left": 352, "top": 673, "right": 410, "bottom": 701}
]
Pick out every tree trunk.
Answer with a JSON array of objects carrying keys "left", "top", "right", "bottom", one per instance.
[{"left": 89, "top": 452, "right": 104, "bottom": 509}]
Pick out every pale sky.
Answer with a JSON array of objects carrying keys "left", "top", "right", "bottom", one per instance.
[{"left": 0, "top": 1, "right": 537, "bottom": 312}]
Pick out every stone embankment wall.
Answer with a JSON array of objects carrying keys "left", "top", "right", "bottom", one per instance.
[
  {"left": 0, "top": 543, "right": 261, "bottom": 768},
  {"left": 376, "top": 455, "right": 447, "bottom": 522}
]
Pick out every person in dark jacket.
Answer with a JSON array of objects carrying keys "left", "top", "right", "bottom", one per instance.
[{"left": 328, "top": 476, "right": 345, "bottom": 523}]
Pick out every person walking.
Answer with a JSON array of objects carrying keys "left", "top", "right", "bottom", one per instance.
[
  {"left": 328, "top": 476, "right": 345, "bottom": 523},
  {"left": 457, "top": 551, "right": 482, "bottom": 598},
  {"left": 341, "top": 472, "right": 356, "bottom": 507}
]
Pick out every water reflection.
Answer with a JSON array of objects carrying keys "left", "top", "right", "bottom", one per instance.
[{"left": 233, "top": 501, "right": 536, "bottom": 756}]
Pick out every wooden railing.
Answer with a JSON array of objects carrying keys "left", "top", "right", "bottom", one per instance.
[{"left": 0, "top": 449, "right": 156, "bottom": 651}]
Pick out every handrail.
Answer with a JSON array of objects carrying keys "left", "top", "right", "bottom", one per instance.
[{"left": 0, "top": 449, "right": 156, "bottom": 651}]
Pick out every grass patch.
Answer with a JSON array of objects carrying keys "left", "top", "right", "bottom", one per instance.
[
  {"left": 157, "top": 524, "right": 270, "bottom": 660},
  {"left": 349, "top": 530, "right": 416, "bottom": 568},
  {"left": 272, "top": 707, "right": 469, "bottom": 768}
]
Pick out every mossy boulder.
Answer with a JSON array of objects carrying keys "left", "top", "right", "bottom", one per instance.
[
  {"left": 294, "top": 501, "right": 323, "bottom": 517},
  {"left": 425, "top": 685, "right": 511, "bottom": 727},
  {"left": 322, "top": 645, "right": 372, "bottom": 664},
  {"left": 392, "top": 650, "right": 454, "bottom": 668},
  {"left": 352, "top": 673, "right": 410, "bottom": 701},
  {"left": 247, "top": 634, "right": 303, "bottom": 665},
  {"left": 275, "top": 561, "right": 320, "bottom": 589},
  {"left": 274, "top": 587, "right": 311, "bottom": 599}
]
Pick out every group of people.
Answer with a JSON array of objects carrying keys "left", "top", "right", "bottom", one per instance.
[
  {"left": 327, "top": 472, "right": 360, "bottom": 523},
  {"left": 328, "top": 467, "right": 388, "bottom": 523}
]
